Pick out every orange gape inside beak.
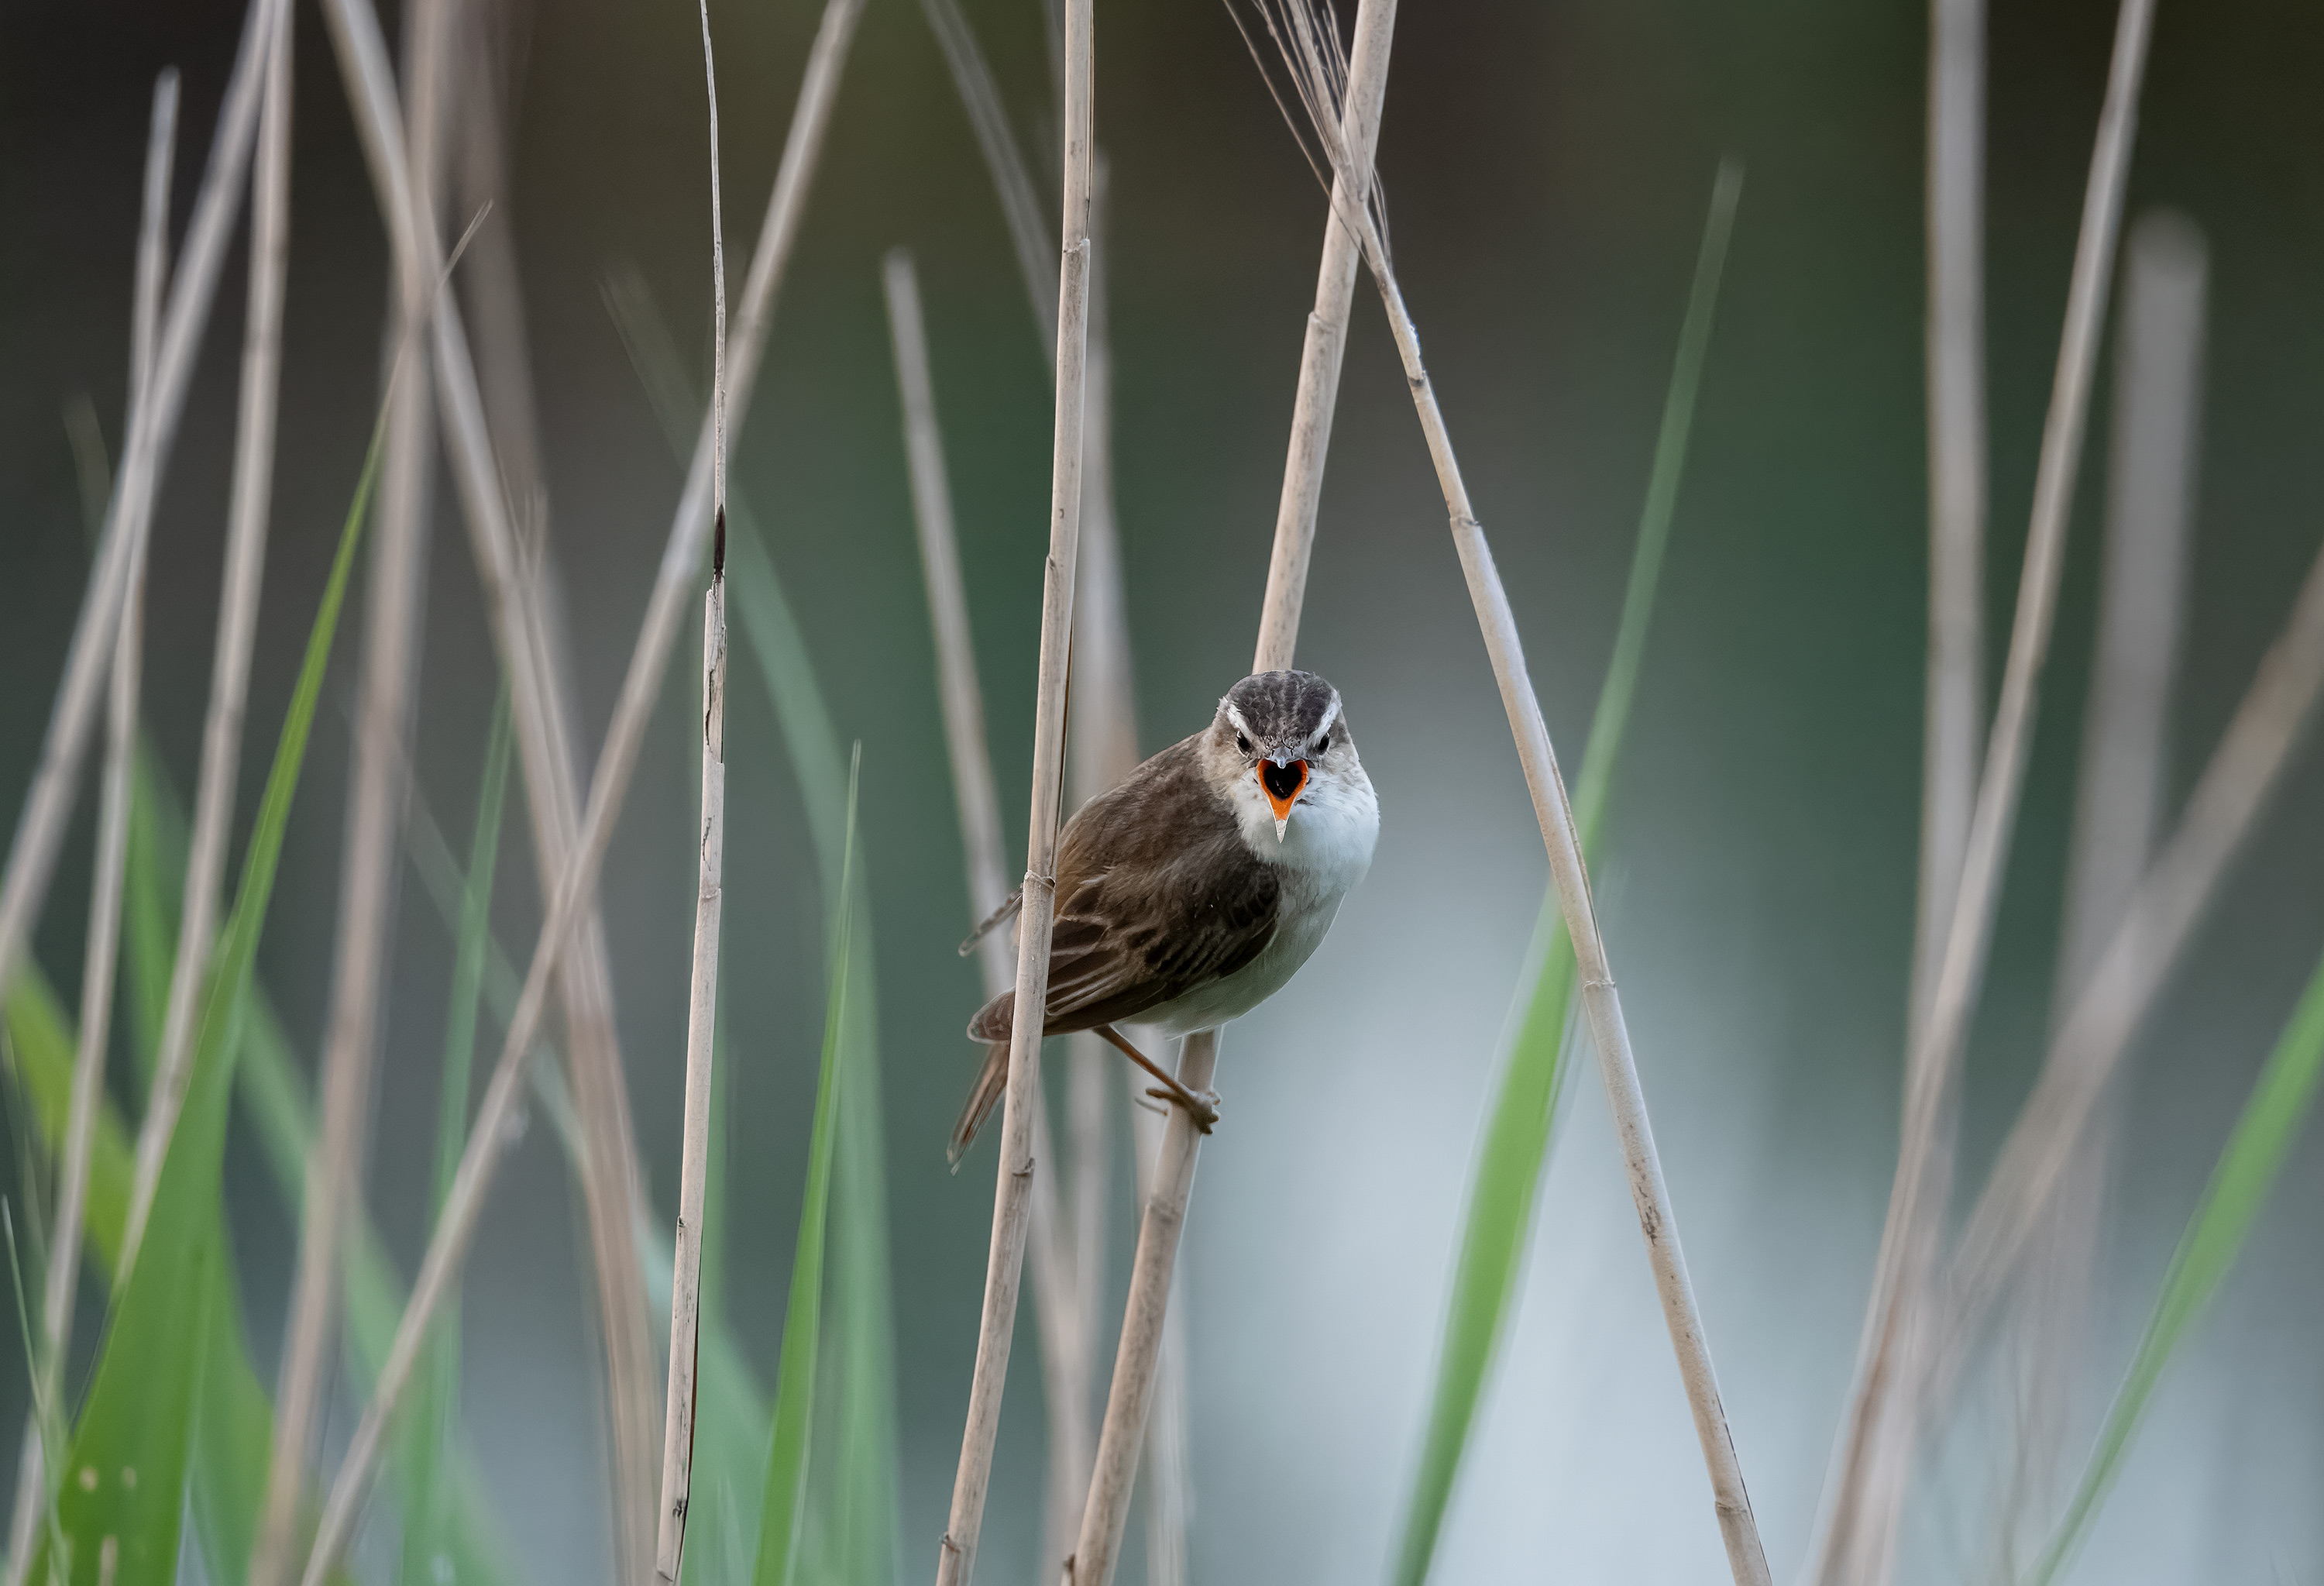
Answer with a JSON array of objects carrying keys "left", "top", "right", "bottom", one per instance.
[{"left": 1260, "top": 759, "right": 1308, "bottom": 823}]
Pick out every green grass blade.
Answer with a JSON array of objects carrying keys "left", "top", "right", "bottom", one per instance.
[
  {"left": 752, "top": 757, "right": 861, "bottom": 1586},
  {"left": 401, "top": 688, "right": 515, "bottom": 1586},
  {"left": 1388, "top": 160, "right": 1743, "bottom": 1586},
  {"left": 28, "top": 385, "right": 380, "bottom": 1586},
  {"left": 2027, "top": 948, "right": 2324, "bottom": 1586},
  {"left": 828, "top": 886, "right": 902, "bottom": 1585}
]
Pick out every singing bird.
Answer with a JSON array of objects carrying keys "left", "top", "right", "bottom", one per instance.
[{"left": 951, "top": 669, "right": 1379, "bottom": 1164}]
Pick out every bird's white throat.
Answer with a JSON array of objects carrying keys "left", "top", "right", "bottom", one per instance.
[{"left": 1227, "top": 762, "right": 1379, "bottom": 890}]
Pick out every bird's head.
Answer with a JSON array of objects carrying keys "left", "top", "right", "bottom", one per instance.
[{"left": 1204, "top": 669, "right": 1362, "bottom": 843}]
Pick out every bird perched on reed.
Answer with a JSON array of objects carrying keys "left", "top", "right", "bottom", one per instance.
[{"left": 951, "top": 669, "right": 1379, "bottom": 1163}]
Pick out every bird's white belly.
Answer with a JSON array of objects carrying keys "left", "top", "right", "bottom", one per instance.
[{"left": 1147, "top": 763, "right": 1377, "bottom": 1038}]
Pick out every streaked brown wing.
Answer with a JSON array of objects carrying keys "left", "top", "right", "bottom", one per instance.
[{"left": 965, "top": 734, "right": 1279, "bottom": 1042}]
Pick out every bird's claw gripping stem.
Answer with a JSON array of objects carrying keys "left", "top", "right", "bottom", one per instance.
[{"left": 1144, "top": 1084, "right": 1220, "bottom": 1134}]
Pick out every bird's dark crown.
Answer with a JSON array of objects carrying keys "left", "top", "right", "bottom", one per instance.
[{"left": 1216, "top": 670, "right": 1342, "bottom": 765}]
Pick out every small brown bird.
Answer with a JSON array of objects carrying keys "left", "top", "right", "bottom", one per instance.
[{"left": 951, "top": 669, "right": 1379, "bottom": 1163}]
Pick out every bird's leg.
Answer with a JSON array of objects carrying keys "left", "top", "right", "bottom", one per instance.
[{"left": 1095, "top": 1024, "right": 1219, "bottom": 1134}]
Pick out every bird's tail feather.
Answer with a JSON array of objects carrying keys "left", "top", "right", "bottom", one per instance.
[
  {"left": 947, "top": 1042, "right": 1011, "bottom": 1171},
  {"left": 957, "top": 889, "right": 1023, "bottom": 957}
]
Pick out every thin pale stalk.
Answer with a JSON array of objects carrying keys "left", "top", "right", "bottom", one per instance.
[
  {"left": 0, "top": 0, "right": 272, "bottom": 1042},
  {"left": 115, "top": 43, "right": 198, "bottom": 1268},
  {"left": 1250, "top": 0, "right": 1397, "bottom": 675},
  {"left": 917, "top": 0, "right": 1056, "bottom": 356},
  {"left": 1371, "top": 232, "right": 1772, "bottom": 1586},
  {"left": 1999, "top": 210, "right": 2203, "bottom": 1557},
  {"left": 253, "top": 0, "right": 447, "bottom": 1575},
  {"left": 882, "top": 249, "right": 1095, "bottom": 1585},
  {"left": 1068, "top": 1030, "right": 1216, "bottom": 1586},
  {"left": 0, "top": 67, "right": 178, "bottom": 1574},
  {"left": 1911, "top": 0, "right": 1987, "bottom": 1048},
  {"left": 1124, "top": 1092, "right": 1192, "bottom": 1586},
  {"left": 297, "top": 3, "right": 868, "bottom": 1576},
  {"left": 1812, "top": 2, "right": 2156, "bottom": 1573},
  {"left": 655, "top": 3, "right": 731, "bottom": 1571},
  {"left": 1055, "top": 167, "right": 1136, "bottom": 1581},
  {"left": 1931, "top": 508, "right": 2324, "bottom": 1414},
  {"left": 934, "top": 0, "right": 1095, "bottom": 1574},
  {"left": 145, "top": 0, "right": 292, "bottom": 1275},
  {"left": 655, "top": 587, "right": 727, "bottom": 1581}
]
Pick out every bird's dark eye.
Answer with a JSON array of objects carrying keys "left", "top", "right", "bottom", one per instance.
[
  {"left": 1314, "top": 731, "right": 1331, "bottom": 754},
  {"left": 1236, "top": 733, "right": 1251, "bottom": 755}
]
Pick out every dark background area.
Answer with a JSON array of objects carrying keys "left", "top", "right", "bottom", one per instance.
[{"left": 4, "top": 0, "right": 2322, "bottom": 1578}]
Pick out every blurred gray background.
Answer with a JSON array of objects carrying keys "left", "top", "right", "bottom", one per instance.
[{"left": 4, "top": 0, "right": 2322, "bottom": 1579}]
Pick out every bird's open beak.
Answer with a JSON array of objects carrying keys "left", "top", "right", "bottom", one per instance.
[{"left": 1259, "top": 759, "right": 1308, "bottom": 841}]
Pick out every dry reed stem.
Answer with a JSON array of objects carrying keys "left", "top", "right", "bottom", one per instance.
[
  {"left": 655, "top": 583, "right": 727, "bottom": 1581},
  {"left": 144, "top": 0, "right": 294, "bottom": 1290},
  {"left": 318, "top": 0, "right": 790, "bottom": 1560},
  {"left": 1057, "top": 2, "right": 1401, "bottom": 1569},
  {"left": 115, "top": 5, "right": 280, "bottom": 1263},
  {"left": 1998, "top": 211, "right": 2203, "bottom": 1559},
  {"left": 0, "top": 72, "right": 180, "bottom": 1574},
  {"left": 297, "top": 2, "right": 867, "bottom": 1576},
  {"left": 1250, "top": 0, "right": 1395, "bottom": 676},
  {"left": 253, "top": 0, "right": 447, "bottom": 1575},
  {"left": 933, "top": 0, "right": 1095, "bottom": 1574},
  {"left": 1910, "top": 0, "right": 1987, "bottom": 1048},
  {"left": 652, "top": 5, "right": 731, "bottom": 1574},
  {"left": 0, "top": 0, "right": 270, "bottom": 1075},
  {"left": 1069, "top": 1028, "right": 1215, "bottom": 1586},
  {"left": 1811, "top": 2, "right": 2155, "bottom": 1574},
  {"left": 881, "top": 247, "right": 1096, "bottom": 1578},
  {"left": 1234, "top": 7, "right": 1772, "bottom": 1576}
]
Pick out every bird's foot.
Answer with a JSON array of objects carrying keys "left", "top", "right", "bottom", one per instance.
[{"left": 1144, "top": 1083, "right": 1221, "bottom": 1134}]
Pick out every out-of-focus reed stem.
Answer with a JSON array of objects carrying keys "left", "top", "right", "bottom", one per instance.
[
  {"left": 933, "top": 0, "right": 1095, "bottom": 1573},
  {"left": 1237, "top": 4, "right": 1772, "bottom": 1576},
  {"left": 1911, "top": 0, "right": 1986, "bottom": 1049},
  {"left": 0, "top": 0, "right": 270, "bottom": 1147},
  {"left": 1999, "top": 209, "right": 2204, "bottom": 1563},
  {"left": 254, "top": 0, "right": 447, "bottom": 1577},
  {"left": 1811, "top": 1, "right": 2156, "bottom": 1574},
  {"left": 653, "top": 3, "right": 731, "bottom": 1574},
  {"left": 0, "top": 71, "right": 179, "bottom": 1576},
  {"left": 297, "top": 2, "right": 867, "bottom": 1577}
]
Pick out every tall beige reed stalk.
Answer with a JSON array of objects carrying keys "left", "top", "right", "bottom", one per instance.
[
  {"left": 1, "top": 69, "right": 179, "bottom": 1578},
  {"left": 297, "top": 3, "right": 868, "bottom": 1577},
  {"left": 0, "top": 0, "right": 271, "bottom": 1033},
  {"left": 140, "top": 0, "right": 297, "bottom": 1282},
  {"left": 253, "top": 0, "right": 449, "bottom": 1577},
  {"left": 319, "top": 0, "right": 869, "bottom": 1557},
  {"left": 1998, "top": 209, "right": 2203, "bottom": 1562},
  {"left": 1911, "top": 0, "right": 1986, "bottom": 1046},
  {"left": 882, "top": 247, "right": 1095, "bottom": 1582},
  {"left": 1064, "top": 8, "right": 1399, "bottom": 1584},
  {"left": 1810, "top": 0, "right": 2155, "bottom": 1574},
  {"left": 933, "top": 0, "right": 1096, "bottom": 1574},
  {"left": 1229, "top": 4, "right": 1771, "bottom": 1579},
  {"left": 910, "top": 5, "right": 1143, "bottom": 1560},
  {"left": 653, "top": 2, "right": 731, "bottom": 1574}
]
